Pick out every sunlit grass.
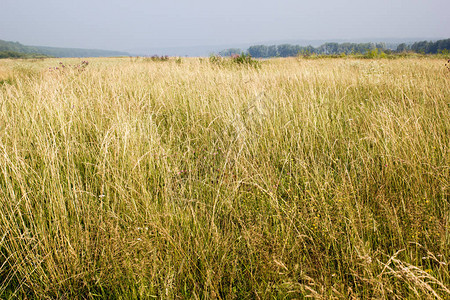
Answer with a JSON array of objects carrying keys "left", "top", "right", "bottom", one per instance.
[{"left": 0, "top": 56, "right": 449, "bottom": 299}]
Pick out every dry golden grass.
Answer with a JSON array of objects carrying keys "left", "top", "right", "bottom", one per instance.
[{"left": 0, "top": 56, "right": 449, "bottom": 299}]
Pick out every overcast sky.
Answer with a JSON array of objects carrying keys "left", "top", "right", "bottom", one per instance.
[{"left": 1, "top": 0, "right": 449, "bottom": 51}]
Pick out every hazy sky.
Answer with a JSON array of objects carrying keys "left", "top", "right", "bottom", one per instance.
[{"left": 1, "top": 0, "right": 449, "bottom": 51}]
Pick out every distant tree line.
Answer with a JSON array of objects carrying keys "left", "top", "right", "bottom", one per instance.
[
  {"left": 0, "top": 39, "right": 129, "bottom": 58},
  {"left": 408, "top": 39, "right": 450, "bottom": 54},
  {"left": 219, "top": 48, "right": 242, "bottom": 56},
  {"left": 0, "top": 51, "right": 30, "bottom": 59},
  {"left": 247, "top": 42, "right": 389, "bottom": 58},
  {"left": 219, "top": 39, "right": 450, "bottom": 58},
  {"left": 0, "top": 51, "right": 49, "bottom": 59}
]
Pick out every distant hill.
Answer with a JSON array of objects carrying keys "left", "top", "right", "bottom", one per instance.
[{"left": 0, "top": 39, "right": 129, "bottom": 58}]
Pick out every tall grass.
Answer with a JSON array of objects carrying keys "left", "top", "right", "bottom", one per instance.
[{"left": 0, "top": 57, "right": 449, "bottom": 299}]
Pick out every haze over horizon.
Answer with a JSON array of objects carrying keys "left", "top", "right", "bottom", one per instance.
[{"left": 1, "top": 0, "right": 449, "bottom": 52}]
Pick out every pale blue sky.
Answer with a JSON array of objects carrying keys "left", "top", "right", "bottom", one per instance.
[{"left": 1, "top": 0, "right": 449, "bottom": 51}]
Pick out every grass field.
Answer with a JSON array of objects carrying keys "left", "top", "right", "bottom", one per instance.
[{"left": 0, "top": 56, "right": 449, "bottom": 299}]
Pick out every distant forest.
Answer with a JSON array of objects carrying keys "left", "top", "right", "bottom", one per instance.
[
  {"left": 220, "top": 38, "right": 450, "bottom": 58},
  {"left": 1, "top": 38, "right": 449, "bottom": 59},
  {"left": 0, "top": 51, "right": 49, "bottom": 59},
  {"left": 0, "top": 39, "right": 129, "bottom": 58}
]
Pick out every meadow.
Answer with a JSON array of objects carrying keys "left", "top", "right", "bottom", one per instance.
[{"left": 0, "top": 56, "right": 449, "bottom": 299}]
